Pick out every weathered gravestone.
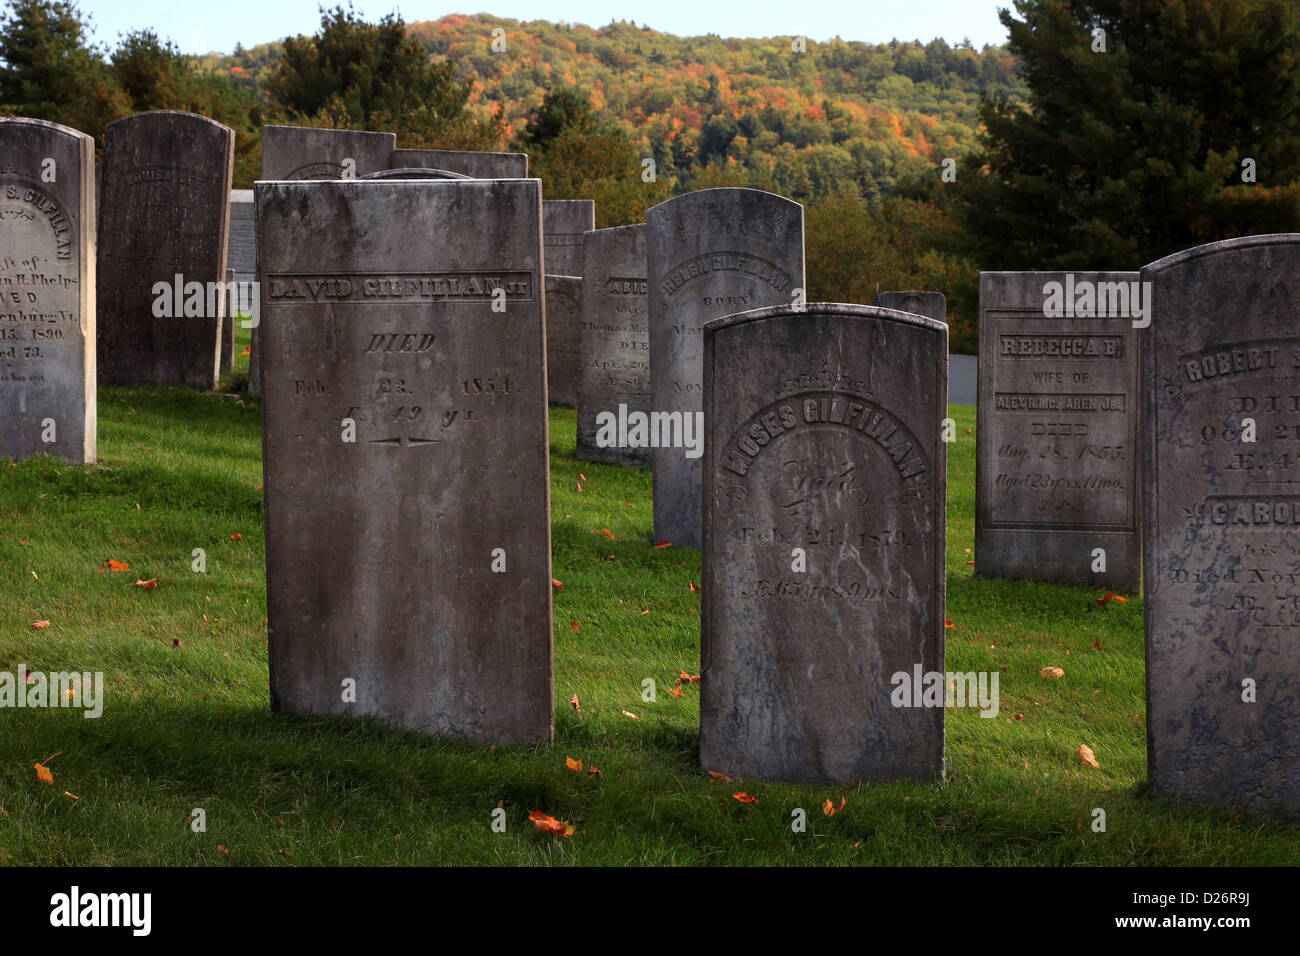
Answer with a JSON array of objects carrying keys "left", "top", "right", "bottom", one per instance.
[
  {"left": 0, "top": 118, "right": 96, "bottom": 463},
  {"left": 545, "top": 274, "right": 581, "bottom": 407},
  {"left": 389, "top": 148, "right": 528, "bottom": 179},
  {"left": 257, "top": 178, "right": 553, "bottom": 744},
  {"left": 362, "top": 168, "right": 470, "bottom": 180},
  {"left": 220, "top": 267, "right": 235, "bottom": 372},
  {"left": 1142, "top": 235, "right": 1300, "bottom": 814},
  {"left": 648, "top": 188, "right": 805, "bottom": 548},
  {"left": 97, "top": 110, "right": 234, "bottom": 389},
  {"left": 975, "top": 272, "right": 1141, "bottom": 591},
  {"left": 542, "top": 200, "right": 595, "bottom": 278},
  {"left": 878, "top": 291, "right": 946, "bottom": 324},
  {"left": 701, "top": 303, "right": 948, "bottom": 784},
  {"left": 226, "top": 189, "right": 254, "bottom": 283},
  {"left": 260, "top": 125, "right": 395, "bottom": 180},
  {"left": 577, "top": 224, "right": 650, "bottom": 466}
]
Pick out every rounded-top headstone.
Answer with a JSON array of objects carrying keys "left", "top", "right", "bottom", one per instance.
[{"left": 361, "top": 168, "right": 473, "bottom": 180}]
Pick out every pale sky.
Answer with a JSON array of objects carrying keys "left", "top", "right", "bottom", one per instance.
[{"left": 70, "top": 0, "right": 1013, "bottom": 55}]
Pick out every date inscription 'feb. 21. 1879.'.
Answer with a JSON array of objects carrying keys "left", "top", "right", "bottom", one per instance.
[
  {"left": 1143, "top": 235, "right": 1300, "bottom": 815},
  {"left": 701, "top": 303, "right": 948, "bottom": 785},
  {"left": 257, "top": 178, "right": 554, "bottom": 746}
]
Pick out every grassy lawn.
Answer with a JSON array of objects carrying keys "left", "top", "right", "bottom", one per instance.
[{"left": 1, "top": 335, "right": 1298, "bottom": 866}]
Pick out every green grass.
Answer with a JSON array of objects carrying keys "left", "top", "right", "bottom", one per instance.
[{"left": 1, "top": 335, "right": 1297, "bottom": 865}]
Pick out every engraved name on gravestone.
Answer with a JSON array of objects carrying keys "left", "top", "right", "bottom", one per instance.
[
  {"left": 542, "top": 200, "right": 595, "bottom": 279},
  {"left": 389, "top": 148, "right": 528, "bottom": 179},
  {"left": 260, "top": 125, "right": 395, "bottom": 180},
  {"left": 975, "top": 272, "right": 1141, "bottom": 591},
  {"left": 97, "top": 110, "right": 234, "bottom": 389},
  {"left": 545, "top": 274, "right": 581, "bottom": 407},
  {"left": 702, "top": 303, "right": 947, "bottom": 784},
  {"left": 0, "top": 118, "right": 96, "bottom": 463},
  {"left": 1143, "top": 235, "right": 1300, "bottom": 814},
  {"left": 577, "top": 224, "right": 650, "bottom": 466},
  {"left": 648, "top": 188, "right": 805, "bottom": 548},
  {"left": 878, "top": 291, "right": 946, "bottom": 324},
  {"left": 257, "top": 178, "right": 553, "bottom": 745}
]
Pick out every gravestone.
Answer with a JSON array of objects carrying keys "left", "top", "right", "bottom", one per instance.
[
  {"left": 545, "top": 274, "right": 581, "bottom": 407},
  {"left": 878, "top": 291, "right": 946, "bottom": 324},
  {"left": 701, "top": 303, "right": 948, "bottom": 784},
  {"left": 577, "top": 224, "right": 650, "bottom": 466},
  {"left": 0, "top": 117, "right": 96, "bottom": 463},
  {"left": 975, "top": 272, "right": 1141, "bottom": 591},
  {"left": 648, "top": 188, "right": 805, "bottom": 548},
  {"left": 220, "top": 267, "right": 235, "bottom": 372},
  {"left": 362, "top": 168, "right": 471, "bottom": 180},
  {"left": 226, "top": 189, "right": 255, "bottom": 283},
  {"left": 261, "top": 125, "right": 395, "bottom": 180},
  {"left": 390, "top": 148, "right": 527, "bottom": 179},
  {"left": 1142, "top": 235, "right": 1300, "bottom": 815},
  {"left": 97, "top": 110, "right": 234, "bottom": 389},
  {"left": 542, "top": 200, "right": 595, "bottom": 278},
  {"left": 257, "top": 177, "right": 553, "bottom": 745}
]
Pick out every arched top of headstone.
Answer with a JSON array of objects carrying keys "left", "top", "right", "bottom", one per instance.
[
  {"left": 105, "top": 109, "right": 234, "bottom": 134},
  {"left": 705, "top": 301, "right": 948, "bottom": 337},
  {"left": 647, "top": 187, "right": 804, "bottom": 247},
  {"left": 362, "top": 167, "right": 473, "bottom": 180},
  {"left": 1141, "top": 232, "right": 1300, "bottom": 274},
  {"left": 0, "top": 116, "right": 92, "bottom": 142}
]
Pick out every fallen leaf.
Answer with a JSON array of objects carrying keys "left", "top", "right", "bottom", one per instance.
[
  {"left": 1078, "top": 744, "right": 1100, "bottom": 769},
  {"left": 578, "top": 473, "right": 586, "bottom": 482},
  {"left": 99, "top": 558, "right": 129, "bottom": 573},
  {"left": 242, "top": 346, "right": 250, "bottom": 356},
  {"left": 1013, "top": 712, "right": 1025, "bottom": 721},
  {"left": 527, "top": 810, "right": 574, "bottom": 838},
  {"left": 1093, "top": 641, "right": 1102, "bottom": 650},
  {"left": 230, "top": 533, "right": 242, "bottom": 541},
  {"left": 569, "top": 694, "right": 581, "bottom": 717},
  {"left": 552, "top": 578, "right": 563, "bottom": 591},
  {"left": 669, "top": 685, "right": 682, "bottom": 698},
  {"left": 965, "top": 561, "right": 975, "bottom": 566},
  {"left": 135, "top": 578, "right": 158, "bottom": 590},
  {"left": 565, "top": 756, "right": 583, "bottom": 773},
  {"left": 31, "top": 620, "right": 50, "bottom": 630},
  {"left": 732, "top": 792, "right": 759, "bottom": 804},
  {"left": 944, "top": 618, "right": 955, "bottom": 628},
  {"left": 570, "top": 621, "right": 581, "bottom": 632},
  {"left": 62, "top": 791, "right": 79, "bottom": 801},
  {"left": 600, "top": 528, "right": 614, "bottom": 539},
  {"left": 653, "top": 540, "right": 672, "bottom": 549},
  {"left": 640, "top": 609, "right": 649, "bottom": 616},
  {"left": 621, "top": 709, "right": 640, "bottom": 721},
  {"left": 679, "top": 671, "right": 701, "bottom": 685},
  {"left": 706, "top": 771, "right": 732, "bottom": 782},
  {"left": 172, "top": 638, "right": 181, "bottom": 648},
  {"left": 823, "top": 795, "right": 847, "bottom": 817},
  {"left": 575, "top": 482, "right": 583, "bottom": 493},
  {"left": 689, "top": 580, "right": 700, "bottom": 593},
  {"left": 1040, "top": 666, "right": 1065, "bottom": 679},
  {"left": 1113, "top": 595, "right": 1129, "bottom": 604},
  {"left": 34, "top": 751, "right": 59, "bottom": 786},
  {"left": 1096, "top": 590, "right": 1115, "bottom": 608},
  {"left": 587, "top": 766, "right": 602, "bottom": 779},
  {"left": 217, "top": 845, "right": 229, "bottom": 854}
]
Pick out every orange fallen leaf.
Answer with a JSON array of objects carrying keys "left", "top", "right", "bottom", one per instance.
[
  {"left": 587, "top": 766, "right": 602, "bottom": 779},
  {"left": 528, "top": 810, "right": 574, "bottom": 838},
  {"left": 552, "top": 578, "right": 563, "bottom": 591},
  {"left": 62, "top": 791, "right": 79, "bottom": 801},
  {"left": 99, "top": 558, "right": 129, "bottom": 573},
  {"left": 1078, "top": 744, "right": 1100, "bottom": 769},
  {"left": 944, "top": 619, "right": 955, "bottom": 628},
  {"left": 217, "top": 845, "right": 229, "bottom": 854},
  {"left": 242, "top": 346, "right": 250, "bottom": 356},
  {"left": 565, "top": 756, "right": 583, "bottom": 773},
  {"left": 575, "top": 482, "right": 583, "bottom": 493},
  {"left": 230, "top": 533, "right": 242, "bottom": 541},
  {"left": 31, "top": 620, "right": 50, "bottom": 630},
  {"left": 578, "top": 473, "right": 587, "bottom": 482},
  {"left": 621, "top": 709, "right": 640, "bottom": 721},
  {"left": 653, "top": 541, "right": 672, "bottom": 549},
  {"left": 569, "top": 693, "right": 581, "bottom": 716},
  {"left": 1096, "top": 590, "right": 1115, "bottom": 608},
  {"left": 34, "top": 751, "right": 59, "bottom": 786},
  {"left": 172, "top": 638, "right": 181, "bottom": 648},
  {"left": 640, "top": 609, "right": 650, "bottom": 616},
  {"left": 823, "top": 794, "right": 847, "bottom": 817},
  {"left": 1040, "top": 666, "right": 1065, "bottom": 679},
  {"left": 965, "top": 561, "right": 975, "bottom": 566},
  {"left": 20, "top": 538, "right": 30, "bottom": 545},
  {"left": 689, "top": 580, "right": 699, "bottom": 593},
  {"left": 732, "top": 792, "right": 759, "bottom": 804},
  {"left": 1113, "top": 595, "right": 1129, "bottom": 604},
  {"left": 706, "top": 770, "right": 732, "bottom": 782},
  {"left": 669, "top": 685, "right": 682, "bottom": 698},
  {"left": 679, "top": 671, "right": 701, "bottom": 685},
  {"left": 136, "top": 578, "right": 158, "bottom": 590},
  {"left": 600, "top": 528, "right": 614, "bottom": 539},
  {"left": 570, "top": 621, "right": 581, "bottom": 632}
]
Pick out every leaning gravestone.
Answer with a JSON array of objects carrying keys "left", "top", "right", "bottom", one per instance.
[
  {"left": 545, "top": 274, "right": 581, "bottom": 407},
  {"left": 648, "top": 188, "right": 805, "bottom": 548},
  {"left": 97, "top": 110, "right": 234, "bottom": 389},
  {"left": 701, "top": 303, "right": 947, "bottom": 784},
  {"left": 975, "top": 272, "right": 1141, "bottom": 592},
  {"left": 542, "top": 200, "right": 595, "bottom": 278},
  {"left": 1142, "top": 235, "right": 1300, "bottom": 815},
  {"left": 0, "top": 117, "right": 96, "bottom": 463},
  {"left": 389, "top": 148, "right": 527, "bottom": 179},
  {"left": 257, "top": 177, "right": 553, "bottom": 745},
  {"left": 577, "top": 224, "right": 650, "bottom": 466},
  {"left": 260, "top": 125, "right": 395, "bottom": 180},
  {"left": 878, "top": 291, "right": 946, "bottom": 324}
]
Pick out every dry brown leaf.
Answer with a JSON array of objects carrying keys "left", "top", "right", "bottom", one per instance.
[
  {"left": 1040, "top": 666, "right": 1065, "bottom": 679},
  {"left": 1078, "top": 744, "right": 1100, "bottom": 768}
]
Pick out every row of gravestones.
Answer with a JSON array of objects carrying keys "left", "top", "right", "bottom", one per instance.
[{"left": 3, "top": 115, "right": 1297, "bottom": 813}]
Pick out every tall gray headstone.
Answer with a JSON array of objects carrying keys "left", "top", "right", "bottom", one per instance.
[
  {"left": 545, "top": 274, "right": 581, "bottom": 407},
  {"left": 0, "top": 117, "right": 96, "bottom": 463},
  {"left": 1142, "top": 235, "right": 1300, "bottom": 815},
  {"left": 226, "top": 189, "right": 255, "bottom": 283},
  {"left": 257, "top": 178, "right": 553, "bottom": 745},
  {"left": 702, "top": 303, "right": 947, "bottom": 784},
  {"left": 389, "top": 148, "right": 527, "bottom": 179},
  {"left": 220, "top": 267, "right": 235, "bottom": 373},
  {"left": 260, "top": 125, "right": 395, "bottom": 180},
  {"left": 97, "top": 110, "right": 234, "bottom": 389},
  {"left": 648, "top": 188, "right": 805, "bottom": 548},
  {"left": 542, "top": 200, "right": 594, "bottom": 278},
  {"left": 577, "top": 224, "right": 650, "bottom": 466},
  {"left": 975, "top": 272, "right": 1141, "bottom": 591},
  {"left": 878, "top": 291, "right": 946, "bottom": 324}
]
